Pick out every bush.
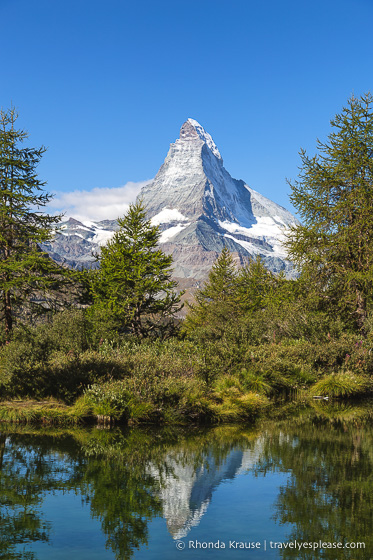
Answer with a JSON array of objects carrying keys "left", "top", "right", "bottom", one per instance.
[
  {"left": 0, "top": 344, "right": 127, "bottom": 403},
  {"left": 83, "top": 375, "right": 213, "bottom": 424},
  {"left": 211, "top": 374, "right": 270, "bottom": 421},
  {"left": 84, "top": 381, "right": 132, "bottom": 420},
  {"left": 240, "top": 369, "right": 273, "bottom": 395},
  {"left": 209, "top": 391, "right": 269, "bottom": 422},
  {"left": 11, "top": 309, "right": 91, "bottom": 354}
]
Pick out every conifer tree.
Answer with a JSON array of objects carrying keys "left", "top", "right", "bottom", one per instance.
[
  {"left": 285, "top": 93, "right": 373, "bottom": 331},
  {"left": 91, "top": 200, "right": 182, "bottom": 337},
  {"left": 236, "top": 256, "right": 279, "bottom": 313},
  {"left": 184, "top": 247, "right": 239, "bottom": 338},
  {"left": 0, "top": 108, "right": 68, "bottom": 342}
]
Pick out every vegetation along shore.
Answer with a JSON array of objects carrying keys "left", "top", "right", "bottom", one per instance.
[{"left": 2, "top": 95, "right": 373, "bottom": 425}]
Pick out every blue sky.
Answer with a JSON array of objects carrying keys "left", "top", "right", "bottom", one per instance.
[{"left": 1, "top": 0, "right": 373, "bottom": 220}]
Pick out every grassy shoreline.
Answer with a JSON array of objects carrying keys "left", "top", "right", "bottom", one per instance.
[
  {"left": 0, "top": 391, "right": 271, "bottom": 426},
  {"left": 0, "top": 388, "right": 371, "bottom": 426},
  {"left": 2, "top": 310, "right": 373, "bottom": 427},
  {"left": 0, "top": 400, "right": 85, "bottom": 426}
]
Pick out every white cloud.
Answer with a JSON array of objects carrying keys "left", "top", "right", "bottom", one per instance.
[{"left": 48, "top": 180, "right": 151, "bottom": 222}]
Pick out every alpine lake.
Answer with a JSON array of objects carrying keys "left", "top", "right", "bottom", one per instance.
[{"left": 1, "top": 400, "right": 373, "bottom": 560}]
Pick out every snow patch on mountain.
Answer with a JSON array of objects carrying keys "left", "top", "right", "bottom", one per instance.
[
  {"left": 82, "top": 220, "right": 100, "bottom": 229},
  {"left": 151, "top": 208, "right": 189, "bottom": 225},
  {"left": 219, "top": 216, "right": 286, "bottom": 239},
  {"left": 159, "top": 224, "right": 190, "bottom": 243},
  {"left": 92, "top": 230, "right": 115, "bottom": 246}
]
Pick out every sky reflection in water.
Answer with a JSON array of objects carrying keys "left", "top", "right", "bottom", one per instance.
[{"left": 1, "top": 401, "right": 372, "bottom": 559}]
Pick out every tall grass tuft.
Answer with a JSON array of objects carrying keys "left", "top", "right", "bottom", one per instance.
[{"left": 310, "top": 371, "right": 369, "bottom": 398}]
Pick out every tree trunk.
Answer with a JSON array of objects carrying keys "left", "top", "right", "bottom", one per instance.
[
  {"left": 0, "top": 434, "right": 6, "bottom": 469},
  {"left": 355, "top": 289, "right": 367, "bottom": 334},
  {"left": 4, "top": 290, "right": 12, "bottom": 342}
]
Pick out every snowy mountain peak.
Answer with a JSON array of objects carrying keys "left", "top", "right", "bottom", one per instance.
[
  {"left": 179, "top": 118, "right": 222, "bottom": 161},
  {"left": 44, "top": 119, "right": 297, "bottom": 280},
  {"left": 138, "top": 118, "right": 298, "bottom": 279}
]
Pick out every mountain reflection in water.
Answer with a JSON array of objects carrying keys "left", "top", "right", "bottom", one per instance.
[
  {"left": 0, "top": 401, "right": 372, "bottom": 560},
  {"left": 148, "top": 441, "right": 263, "bottom": 539}
]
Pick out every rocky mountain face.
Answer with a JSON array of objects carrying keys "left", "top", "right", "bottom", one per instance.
[
  {"left": 140, "top": 118, "right": 297, "bottom": 280},
  {"left": 42, "top": 218, "right": 119, "bottom": 270},
  {"left": 44, "top": 119, "right": 297, "bottom": 278}
]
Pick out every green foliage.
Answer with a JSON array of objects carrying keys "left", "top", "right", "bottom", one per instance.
[
  {"left": 0, "top": 399, "right": 82, "bottom": 425},
  {"left": 0, "top": 310, "right": 129, "bottom": 402},
  {"left": 184, "top": 247, "right": 240, "bottom": 341},
  {"left": 239, "top": 369, "right": 273, "bottom": 395},
  {"left": 83, "top": 376, "right": 211, "bottom": 423},
  {"left": 211, "top": 374, "right": 269, "bottom": 422},
  {"left": 246, "top": 350, "right": 314, "bottom": 392},
  {"left": 0, "top": 342, "right": 127, "bottom": 403},
  {"left": 236, "top": 255, "right": 281, "bottom": 312},
  {"left": 310, "top": 372, "right": 370, "bottom": 398},
  {"left": 82, "top": 371, "right": 269, "bottom": 425},
  {"left": 183, "top": 252, "right": 330, "bottom": 347},
  {"left": 84, "top": 304, "right": 124, "bottom": 347},
  {"left": 0, "top": 108, "right": 74, "bottom": 341},
  {"left": 84, "top": 382, "right": 132, "bottom": 420},
  {"left": 1, "top": 303, "right": 372, "bottom": 412},
  {"left": 34, "top": 308, "right": 91, "bottom": 354},
  {"left": 90, "top": 200, "right": 183, "bottom": 338},
  {"left": 285, "top": 93, "right": 373, "bottom": 331}
]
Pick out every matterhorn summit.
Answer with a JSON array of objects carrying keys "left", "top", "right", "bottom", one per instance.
[
  {"left": 139, "top": 118, "right": 297, "bottom": 279},
  {"left": 44, "top": 119, "right": 297, "bottom": 278}
]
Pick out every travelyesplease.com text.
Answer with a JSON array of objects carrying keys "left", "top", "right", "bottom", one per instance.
[{"left": 175, "top": 539, "right": 365, "bottom": 551}]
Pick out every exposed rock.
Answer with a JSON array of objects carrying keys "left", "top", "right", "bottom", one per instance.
[
  {"left": 139, "top": 118, "right": 298, "bottom": 279},
  {"left": 41, "top": 218, "right": 118, "bottom": 269},
  {"left": 44, "top": 119, "right": 298, "bottom": 279}
]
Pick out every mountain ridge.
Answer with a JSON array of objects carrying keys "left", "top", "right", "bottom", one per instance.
[
  {"left": 44, "top": 118, "right": 298, "bottom": 279},
  {"left": 138, "top": 118, "right": 297, "bottom": 279}
]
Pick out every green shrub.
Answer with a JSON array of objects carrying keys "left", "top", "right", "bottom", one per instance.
[
  {"left": 0, "top": 344, "right": 128, "bottom": 403},
  {"left": 82, "top": 375, "right": 213, "bottom": 424},
  {"left": 84, "top": 381, "right": 132, "bottom": 420},
  {"left": 11, "top": 309, "right": 91, "bottom": 353},
  {"left": 0, "top": 340, "right": 45, "bottom": 398},
  {"left": 214, "top": 375, "right": 243, "bottom": 397},
  {"left": 209, "top": 391, "right": 269, "bottom": 422}
]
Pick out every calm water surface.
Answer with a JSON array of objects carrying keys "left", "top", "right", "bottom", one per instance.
[{"left": 1, "top": 401, "right": 373, "bottom": 560}]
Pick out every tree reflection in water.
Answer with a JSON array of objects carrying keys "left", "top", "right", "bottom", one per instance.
[
  {"left": 0, "top": 432, "right": 82, "bottom": 559},
  {"left": 255, "top": 402, "right": 373, "bottom": 559},
  {"left": 0, "top": 403, "right": 372, "bottom": 560},
  {"left": 0, "top": 426, "right": 253, "bottom": 559}
]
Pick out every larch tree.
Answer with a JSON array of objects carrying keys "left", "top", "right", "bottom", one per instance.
[
  {"left": 236, "top": 255, "right": 280, "bottom": 314},
  {"left": 285, "top": 93, "right": 373, "bottom": 331},
  {"left": 0, "top": 108, "right": 69, "bottom": 342},
  {"left": 184, "top": 247, "right": 239, "bottom": 339},
  {"left": 90, "top": 200, "right": 183, "bottom": 337}
]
